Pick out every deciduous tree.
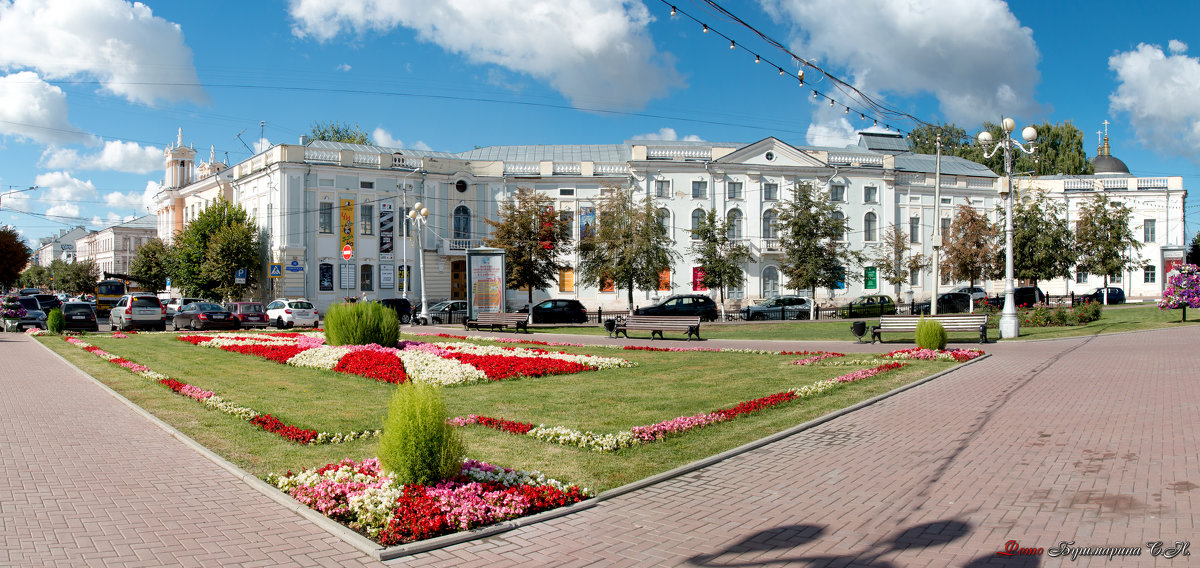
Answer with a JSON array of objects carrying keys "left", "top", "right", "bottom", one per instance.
[
  {"left": 1075, "top": 193, "right": 1140, "bottom": 304},
  {"left": 130, "top": 238, "right": 171, "bottom": 292},
  {"left": 689, "top": 208, "right": 752, "bottom": 309},
  {"left": 0, "top": 225, "right": 31, "bottom": 290},
  {"left": 308, "top": 121, "right": 373, "bottom": 145},
  {"left": 909, "top": 121, "right": 1094, "bottom": 176},
  {"left": 865, "top": 224, "right": 929, "bottom": 299},
  {"left": 940, "top": 204, "right": 1001, "bottom": 289},
  {"left": 49, "top": 259, "right": 99, "bottom": 296},
  {"left": 170, "top": 197, "right": 262, "bottom": 299},
  {"left": 775, "top": 182, "right": 858, "bottom": 301},
  {"left": 483, "top": 189, "right": 572, "bottom": 306},
  {"left": 577, "top": 186, "right": 677, "bottom": 312},
  {"left": 1010, "top": 191, "right": 1076, "bottom": 288}
]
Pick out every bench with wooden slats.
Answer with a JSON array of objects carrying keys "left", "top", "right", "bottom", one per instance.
[
  {"left": 871, "top": 314, "right": 989, "bottom": 344},
  {"left": 464, "top": 312, "right": 530, "bottom": 333},
  {"left": 612, "top": 315, "right": 702, "bottom": 341}
]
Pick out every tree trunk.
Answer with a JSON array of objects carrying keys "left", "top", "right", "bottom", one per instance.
[{"left": 626, "top": 279, "right": 635, "bottom": 314}]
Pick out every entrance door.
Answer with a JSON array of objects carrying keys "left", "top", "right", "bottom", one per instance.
[{"left": 451, "top": 260, "right": 466, "bottom": 300}]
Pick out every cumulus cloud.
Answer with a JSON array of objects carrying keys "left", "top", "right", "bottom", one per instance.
[
  {"left": 372, "top": 127, "right": 431, "bottom": 150},
  {"left": 39, "top": 140, "right": 162, "bottom": 173},
  {"left": 32, "top": 171, "right": 97, "bottom": 221},
  {"left": 336, "top": 63, "right": 352, "bottom": 72},
  {"left": 0, "top": 0, "right": 206, "bottom": 105},
  {"left": 253, "top": 137, "right": 272, "bottom": 154},
  {"left": 0, "top": 72, "right": 89, "bottom": 144},
  {"left": 103, "top": 190, "right": 144, "bottom": 210},
  {"left": 805, "top": 105, "right": 857, "bottom": 148},
  {"left": 46, "top": 202, "right": 81, "bottom": 219},
  {"left": 288, "top": 0, "right": 683, "bottom": 110},
  {"left": 631, "top": 127, "right": 703, "bottom": 142},
  {"left": 1109, "top": 41, "right": 1200, "bottom": 159},
  {"left": 142, "top": 180, "right": 163, "bottom": 213},
  {"left": 762, "top": 0, "right": 1042, "bottom": 125},
  {"left": 89, "top": 211, "right": 133, "bottom": 228}
]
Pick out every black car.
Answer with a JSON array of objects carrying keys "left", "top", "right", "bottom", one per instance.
[
  {"left": 171, "top": 302, "right": 238, "bottom": 331},
  {"left": 379, "top": 298, "right": 413, "bottom": 323},
  {"left": 836, "top": 295, "right": 898, "bottom": 318},
  {"left": 60, "top": 301, "right": 100, "bottom": 331},
  {"left": 634, "top": 294, "right": 719, "bottom": 321},
  {"left": 520, "top": 299, "right": 588, "bottom": 324},
  {"left": 33, "top": 293, "right": 62, "bottom": 312},
  {"left": 422, "top": 300, "right": 467, "bottom": 324},
  {"left": 1080, "top": 287, "right": 1125, "bottom": 305},
  {"left": 914, "top": 292, "right": 974, "bottom": 315},
  {"left": 987, "top": 286, "right": 1046, "bottom": 308},
  {"left": 14, "top": 296, "right": 48, "bottom": 330}
]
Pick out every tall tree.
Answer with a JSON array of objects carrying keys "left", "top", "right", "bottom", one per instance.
[
  {"left": 0, "top": 225, "right": 31, "bottom": 290},
  {"left": 689, "top": 208, "right": 752, "bottom": 309},
  {"left": 864, "top": 224, "right": 929, "bottom": 299},
  {"left": 1075, "top": 193, "right": 1141, "bottom": 303},
  {"left": 908, "top": 121, "right": 1094, "bottom": 176},
  {"left": 170, "top": 197, "right": 262, "bottom": 299},
  {"left": 483, "top": 189, "right": 572, "bottom": 305},
  {"left": 1008, "top": 191, "right": 1076, "bottom": 288},
  {"left": 775, "top": 182, "right": 858, "bottom": 301},
  {"left": 577, "top": 186, "right": 677, "bottom": 312},
  {"left": 19, "top": 264, "right": 48, "bottom": 289},
  {"left": 49, "top": 259, "right": 99, "bottom": 296},
  {"left": 308, "top": 121, "right": 373, "bottom": 145},
  {"left": 130, "top": 238, "right": 171, "bottom": 292},
  {"left": 201, "top": 223, "right": 262, "bottom": 301},
  {"left": 1187, "top": 232, "right": 1200, "bottom": 265},
  {"left": 941, "top": 204, "right": 1001, "bottom": 288}
]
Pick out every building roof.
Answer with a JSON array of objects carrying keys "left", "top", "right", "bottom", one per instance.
[
  {"left": 894, "top": 154, "right": 998, "bottom": 178},
  {"left": 305, "top": 139, "right": 461, "bottom": 159},
  {"left": 456, "top": 144, "right": 631, "bottom": 163},
  {"left": 1093, "top": 154, "right": 1131, "bottom": 175},
  {"left": 858, "top": 132, "right": 910, "bottom": 152}
]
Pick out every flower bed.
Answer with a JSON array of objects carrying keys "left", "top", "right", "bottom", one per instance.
[
  {"left": 881, "top": 347, "right": 984, "bottom": 362},
  {"left": 267, "top": 458, "right": 589, "bottom": 544},
  {"left": 177, "top": 332, "right": 635, "bottom": 386}
]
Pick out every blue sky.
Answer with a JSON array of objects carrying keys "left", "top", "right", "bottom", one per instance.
[{"left": 3, "top": 0, "right": 1199, "bottom": 249}]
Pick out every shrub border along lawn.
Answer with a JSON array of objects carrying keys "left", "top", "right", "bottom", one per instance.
[{"left": 29, "top": 331, "right": 989, "bottom": 560}]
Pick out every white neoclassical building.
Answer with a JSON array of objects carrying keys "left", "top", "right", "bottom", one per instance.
[{"left": 150, "top": 128, "right": 1184, "bottom": 315}]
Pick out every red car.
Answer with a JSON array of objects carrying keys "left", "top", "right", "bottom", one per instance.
[{"left": 224, "top": 301, "right": 270, "bottom": 329}]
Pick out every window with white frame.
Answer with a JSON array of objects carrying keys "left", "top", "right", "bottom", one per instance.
[
  {"left": 655, "top": 179, "right": 670, "bottom": 198},
  {"left": 909, "top": 216, "right": 920, "bottom": 243},
  {"left": 726, "top": 209, "right": 744, "bottom": 240},
  {"left": 727, "top": 181, "right": 743, "bottom": 200},
  {"left": 360, "top": 204, "right": 374, "bottom": 235},
  {"left": 361, "top": 264, "right": 373, "bottom": 291},
  {"left": 762, "top": 210, "right": 778, "bottom": 239},
  {"left": 941, "top": 217, "right": 951, "bottom": 236},
  {"left": 559, "top": 210, "right": 573, "bottom": 240},
  {"left": 1144, "top": 219, "right": 1156, "bottom": 243},
  {"left": 832, "top": 211, "right": 846, "bottom": 241},
  {"left": 762, "top": 266, "right": 780, "bottom": 297},
  {"left": 690, "top": 209, "right": 704, "bottom": 239},
  {"left": 864, "top": 212, "right": 878, "bottom": 241},
  {"left": 909, "top": 267, "right": 920, "bottom": 286},
  {"left": 453, "top": 206, "right": 471, "bottom": 239},
  {"left": 763, "top": 182, "right": 778, "bottom": 201},
  {"left": 1076, "top": 267, "right": 1088, "bottom": 284},
  {"left": 830, "top": 184, "right": 845, "bottom": 202},
  {"left": 657, "top": 208, "right": 671, "bottom": 234},
  {"left": 692, "top": 180, "right": 707, "bottom": 199},
  {"left": 864, "top": 186, "right": 878, "bottom": 203},
  {"left": 1111, "top": 273, "right": 1122, "bottom": 284},
  {"left": 1144, "top": 265, "right": 1156, "bottom": 283}
]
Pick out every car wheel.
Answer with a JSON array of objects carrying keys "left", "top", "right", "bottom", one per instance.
[
  {"left": 400, "top": 314, "right": 411, "bottom": 324},
  {"left": 276, "top": 317, "right": 285, "bottom": 329}
]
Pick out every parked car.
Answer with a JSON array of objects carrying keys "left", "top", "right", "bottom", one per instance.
[
  {"left": 633, "top": 294, "right": 719, "bottom": 321},
  {"left": 422, "top": 300, "right": 467, "bottom": 324},
  {"left": 266, "top": 298, "right": 319, "bottom": 328},
  {"left": 18, "top": 288, "right": 41, "bottom": 296},
  {"left": 519, "top": 299, "right": 588, "bottom": 324},
  {"left": 1080, "top": 286, "right": 1125, "bottom": 305},
  {"left": 109, "top": 294, "right": 166, "bottom": 331},
  {"left": 914, "top": 292, "right": 974, "bottom": 315},
  {"left": 172, "top": 302, "right": 238, "bottom": 331},
  {"left": 60, "top": 301, "right": 100, "bottom": 332},
  {"left": 224, "top": 301, "right": 269, "bottom": 329},
  {"left": 987, "top": 286, "right": 1046, "bottom": 308},
  {"left": 33, "top": 293, "right": 62, "bottom": 312},
  {"left": 836, "top": 294, "right": 898, "bottom": 318},
  {"left": 740, "top": 295, "right": 813, "bottom": 320},
  {"left": 163, "top": 297, "right": 204, "bottom": 321},
  {"left": 950, "top": 286, "right": 988, "bottom": 302},
  {"left": 379, "top": 298, "right": 413, "bottom": 324},
  {"left": 14, "top": 296, "right": 48, "bottom": 330}
]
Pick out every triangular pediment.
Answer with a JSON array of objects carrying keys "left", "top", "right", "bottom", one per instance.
[{"left": 715, "top": 137, "right": 826, "bottom": 168}]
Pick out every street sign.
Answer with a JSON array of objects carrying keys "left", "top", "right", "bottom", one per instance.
[
  {"left": 269, "top": 263, "right": 283, "bottom": 278},
  {"left": 342, "top": 244, "right": 353, "bottom": 260},
  {"left": 285, "top": 260, "right": 304, "bottom": 272},
  {"left": 165, "top": 277, "right": 171, "bottom": 287},
  {"left": 235, "top": 268, "right": 247, "bottom": 284}
]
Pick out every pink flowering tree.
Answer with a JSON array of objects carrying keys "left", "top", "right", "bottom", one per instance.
[{"left": 1158, "top": 263, "right": 1200, "bottom": 321}]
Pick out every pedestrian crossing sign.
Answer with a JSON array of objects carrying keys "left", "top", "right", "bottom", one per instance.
[{"left": 269, "top": 263, "right": 283, "bottom": 278}]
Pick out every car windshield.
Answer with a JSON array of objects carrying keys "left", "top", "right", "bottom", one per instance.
[
  {"left": 289, "top": 301, "right": 313, "bottom": 309},
  {"left": 240, "top": 303, "right": 265, "bottom": 313}
]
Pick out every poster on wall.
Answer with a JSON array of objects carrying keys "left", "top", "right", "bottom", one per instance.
[
  {"left": 864, "top": 267, "right": 877, "bottom": 289},
  {"left": 379, "top": 201, "right": 394, "bottom": 261},
  {"left": 340, "top": 198, "right": 355, "bottom": 252},
  {"left": 658, "top": 269, "right": 671, "bottom": 291},
  {"left": 692, "top": 267, "right": 707, "bottom": 291},
  {"left": 559, "top": 268, "right": 574, "bottom": 292},
  {"left": 380, "top": 265, "right": 394, "bottom": 289},
  {"left": 466, "top": 248, "right": 506, "bottom": 320},
  {"left": 319, "top": 263, "right": 334, "bottom": 291},
  {"left": 579, "top": 206, "right": 596, "bottom": 240}
]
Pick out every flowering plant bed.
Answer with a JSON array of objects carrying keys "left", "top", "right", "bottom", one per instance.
[
  {"left": 881, "top": 347, "right": 984, "bottom": 362},
  {"left": 267, "top": 458, "right": 589, "bottom": 545},
  {"left": 178, "top": 332, "right": 634, "bottom": 386}
]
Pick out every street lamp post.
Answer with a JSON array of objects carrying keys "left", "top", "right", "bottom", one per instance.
[
  {"left": 408, "top": 203, "right": 430, "bottom": 324},
  {"left": 978, "top": 118, "right": 1037, "bottom": 339}
]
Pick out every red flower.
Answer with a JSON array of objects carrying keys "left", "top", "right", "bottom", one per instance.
[
  {"left": 333, "top": 350, "right": 408, "bottom": 384},
  {"left": 250, "top": 413, "right": 318, "bottom": 444},
  {"left": 714, "top": 391, "right": 798, "bottom": 419},
  {"left": 473, "top": 415, "right": 535, "bottom": 434},
  {"left": 220, "top": 343, "right": 308, "bottom": 364},
  {"left": 444, "top": 352, "right": 594, "bottom": 380}
]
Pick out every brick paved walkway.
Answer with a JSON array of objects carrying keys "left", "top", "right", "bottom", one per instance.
[{"left": 3, "top": 326, "right": 1197, "bottom": 567}]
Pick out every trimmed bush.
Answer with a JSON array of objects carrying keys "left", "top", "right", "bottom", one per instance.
[
  {"left": 324, "top": 301, "right": 400, "bottom": 347},
  {"left": 915, "top": 318, "right": 947, "bottom": 350},
  {"left": 378, "top": 383, "right": 464, "bottom": 486},
  {"left": 46, "top": 308, "right": 64, "bottom": 334}
]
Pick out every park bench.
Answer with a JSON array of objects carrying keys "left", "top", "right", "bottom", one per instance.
[
  {"left": 611, "top": 315, "right": 702, "bottom": 341},
  {"left": 464, "top": 312, "right": 530, "bottom": 333},
  {"left": 871, "top": 313, "right": 990, "bottom": 344}
]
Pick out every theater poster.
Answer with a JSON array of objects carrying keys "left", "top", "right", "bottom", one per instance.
[
  {"left": 379, "top": 201, "right": 394, "bottom": 261},
  {"left": 467, "top": 247, "right": 505, "bottom": 320},
  {"left": 340, "top": 198, "right": 355, "bottom": 251},
  {"left": 579, "top": 206, "right": 595, "bottom": 240}
]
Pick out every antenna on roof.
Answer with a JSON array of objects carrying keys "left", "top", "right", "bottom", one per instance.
[{"left": 234, "top": 129, "right": 252, "bottom": 153}]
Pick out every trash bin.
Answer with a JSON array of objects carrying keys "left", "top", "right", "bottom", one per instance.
[{"left": 851, "top": 320, "right": 868, "bottom": 343}]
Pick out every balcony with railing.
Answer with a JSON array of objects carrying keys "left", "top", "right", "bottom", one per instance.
[
  {"left": 504, "top": 162, "right": 540, "bottom": 175},
  {"left": 440, "top": 238, "right": 484, "bottom": 254},
  {"left": 552, "top": 162, "right": 581, "bottom": 175},
  {"left": 828, "top": 153, "right": 884, "bottom": 167},
  {"left": 304, "top": 148, "right": 340, "bottom": 164},
  {"left": 646, "top": 147, "right": 712, "bottom": 161},
  {"left": 593, "top": 162, "right": 630, "bottom": 176}
]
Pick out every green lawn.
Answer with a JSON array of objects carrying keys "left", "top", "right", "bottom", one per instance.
[{"left": 39, "top": 332, "right": 957, "bottom": 491}]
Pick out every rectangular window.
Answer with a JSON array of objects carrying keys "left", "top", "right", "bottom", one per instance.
[
  {"left": 319, "top": 202, "right": 333, "bottom": 233},
  {"left": 361, "top": 264, "right": 373, "bottom": 291},
  {"left": 941, "top": 218, "right": 951, "bottom": 236},
  {"left": 763, "top": 182, "right": 778, "bottom": 201},
  {"left": 830, "top": 184, "right": 845, "bottom": 202},
  {"left": 909, "top": 267, "right": 920, "bottom": 286},
  {"left": 1076, "top": 267, "right": 1088, "bottom": 284},
  {"left": 559, "top": 188, "right": 575, "bottom": 196},
  {"left": 1144, "top": 265, "right": 1156, "bottom": 283},
  {"left": 559, "top": 210, "right": 573, "bottom": 241},
  {"left": 692, "top": 181, "right": 707, "bottom": 199},
  {"left": 360, "top": 181, "right": 374, "bottom": 189},
  {"left": 340, "top": 263, "right": 356, "bottom": 289},
  {"left": 1144, "top": 219, "right": 1156, "bottom": 243},
  {"left": 360, "top": 204, "right": 374, "bottom": 235},
  {"left": 655, "top": 180, "right": 670, "bottom": 198},
  {"left": 941, "top": 197, "right": 952, "bottom": 205},
  {"left": 727, "top": 181, "right": 743, "bottom": 200},
  {"left": 864, "top": 186, "right": 878, "bottom": 203},
  {"left": 1111, "top": 273, "right": 1122, "bottom": 284},
  {"left": 909, "top": 216, "right": 920, "bottom": 243}
]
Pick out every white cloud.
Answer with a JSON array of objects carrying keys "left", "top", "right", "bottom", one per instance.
[
  {"left": 0, "top": 0, "right": 206, "bottom": 105},
  {"left": 372, "top": 126, "right": 432, "bottom": 150},
  {"left": 46, "top": 202, "right": 80, "bottom": 219},
  {"left": 253, "top": 137, "right": 272, "bottom": 154},
  {"left": 142, "top": 180, "right": 162, "bottom": 212},
  {"left": 631, "top": 127, "right": 703, "bottom": 142},
  {"left": 39, "top": 140, "right": 162, "bottom": 173},
  {"left": 805, "top": 105, "right": 857, "bottom": 147},
  {"left": 1109, "top": 41, "right": 1200, "bottom": 160},
  {"left": 1169, "top": 40, "right": 1188, "bottom": 54},
  {"left": 288, "top": 0, "right": 683, "bottom": 110},
  {"left": 0, "top": 72, "right": 89, "bottom": 144},
  {"left": 103, "top": 190, "right": 144, "bottom": 210},
  {"left": 336, "top": 63, "right": 352, "bottom": 72},
  {"left": 89, "top": 211, "right": 130, "bottom": 228},
  {"left": 762, "top": 0, "right": 1042, "bottom": 125},
  {"left": 32, "top": 171, "right": 97, "bottom": 221}
]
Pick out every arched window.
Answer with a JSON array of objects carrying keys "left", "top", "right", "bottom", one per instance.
[
  {"left": 726, "top": 208, "right": 744, "bottom": 240},
  {"left": 453, "top": 205, "right": 471, "bottom": 240},
  {"left": 657, "top": 208, "right": 671, "bottom": 234},
  {"left": 762, "top": 266, "right": 780, "bottom": 298},
  {"left": 690, "top": 208, "right": 705, "bottom": 239},
  {"left": 832, "top": 211, "right": 846, "bottom": 242},
  {"left": 864, "top": 212, "right": 877, "bottom": 242},
  {"left": 762, "top": 209, "right": 778, "bottom": 239}
]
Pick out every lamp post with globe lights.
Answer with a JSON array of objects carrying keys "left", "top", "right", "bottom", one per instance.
[
  {"left": 407, "top": 203, "right": 430, "bottom": 324},
  {"left": 978, "top": 118, "right": 1037, "bottom": 338}
]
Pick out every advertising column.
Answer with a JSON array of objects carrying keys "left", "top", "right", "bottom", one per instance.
[{"left": 466, "top": 247, "right": 506, "bottom": 320}]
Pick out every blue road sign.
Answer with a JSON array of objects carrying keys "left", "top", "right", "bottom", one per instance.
[{"left": 269, "top": 263, "right": 283, "bottom": 278}]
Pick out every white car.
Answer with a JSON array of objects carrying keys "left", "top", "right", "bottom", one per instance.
[
  {"left": 266, "top": 298, "right": 319, "bottom": 328},
  {"left": 110, "top": 294, "right": 166, "bottom": 331},
  {"left": 950, "top": 286, "right": 988, "bottom": 302}
]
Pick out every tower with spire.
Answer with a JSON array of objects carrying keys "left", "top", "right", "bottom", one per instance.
[{"left": 164, "top": 127, "right": 196, "bottom": 189}]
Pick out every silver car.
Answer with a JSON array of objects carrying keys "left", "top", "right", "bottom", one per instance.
[
  {"left": 266, "top": 298, "right": 319, "bottom": 328},
  {"left": 740, "top": 295, "right": 813, "bottom": 320},
  {"left": 110, "top": 294, "right": 166, "bottom": 331}
]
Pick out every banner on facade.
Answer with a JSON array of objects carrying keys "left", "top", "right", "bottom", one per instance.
[
  {"left": 579, "top": 206, "right": 595, "bottom": 240},
  {"left": 466, "top": 248, "right": 505, "bottom": 320},
  {"left": 380, "top": 201, "right": 394, "bottom": 261},
  {"left": 864, "top": 267, "right": 877, "bottom": 289},
  {"left": 380, "top": 264, "right": 394, "bottom": 289},
  {"left": 658, "top": 269, "right": 671, "bottom": 291},
  {"left": 692, "top": 267, "right": 707, "bottom": 291},
  {"left": 340, "top": 198, "right": 355, "bottom": 252},
  {"left": 559, "top": 268, "right": 574, "bottom": 292}
]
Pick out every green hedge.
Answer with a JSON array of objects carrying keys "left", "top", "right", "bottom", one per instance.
[{"left": 323, "top": 301, "right": 400, "bottom": 346}]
